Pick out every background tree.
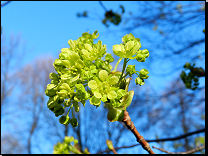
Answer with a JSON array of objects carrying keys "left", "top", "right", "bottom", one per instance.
[
  {"left": 1, "top": 33, "right": 24, "bottom": 116},
  {"left": 1, "top": 31, "right": 27, "bottom": 153},
  {"left": 77, "top": 1, "right": 205, "bottom": 154},
  {"left": 1, "top": 132, "right": 26, "bottom": 154},
  {"left": 14, "top": 57, "right": 57, "bottom": 154},
  {"left": 1, "top": 1, "right": 205, "bottom": 154},
  {"left": 78, "top": 1, "right": 205, "bottom": 76}
]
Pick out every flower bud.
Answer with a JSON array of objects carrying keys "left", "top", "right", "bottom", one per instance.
[
  {"left": 107, "top": 107, "right": 124, "bottom": 122},
  {"left": 70, "top": 118, "right": 78, "bottom": 127}
]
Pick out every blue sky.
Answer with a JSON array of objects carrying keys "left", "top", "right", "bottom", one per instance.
[
  {"left": 1, "top": 1, "right": 138, "bottom": 63},
  {"left": 1, "top": 1, "right": 205, "bottom": 91},
  {"left": 1, "top": 1, "right": 205, "bottom": 154}
]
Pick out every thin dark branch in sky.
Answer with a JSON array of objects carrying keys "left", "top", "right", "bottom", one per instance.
[
  {"left": 99, "top": 1, "right": 107, "bottom": 11},
  {"left": 174, "top": 38, "right": 205, "bottom": 54},
  {"left": 97, "top": 128, "right": 205, "bottom": 153},
  {"left": 1, "top": 1, "right": 11, "bottom": 7},
  {"left": 152, "top": 145, "right": 205, "bottom": 154},
  {"left": 146, "top": 128, "right": 205, "bottom": 142}
]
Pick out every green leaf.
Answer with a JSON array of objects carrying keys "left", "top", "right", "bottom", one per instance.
[
  {"left": 73, "top": 101, "right": 79, "bottom": 112},
  {"left": 64, "top": 136, "right": 74, "bottom": 144},
  {"left": 133, "top": 42, "right": 141, "bottom": 53},
  {"left": 126, "top": 65, "right": 136, "bottom": 77},
  {"left": 68, "top": 39, "right": 76, "bottom": 49},
  {"left": 136, "top": 53, "right": 146, "bottom": 62},
  {"left": 81, "top": 49, "right": 90, "bottom": 57},
  {"left": 101, "top": 94, "right": 108, "bottom": 102},
  {"left": 88, "top": 80, "right": 97, "bottom": 90},
  {"left": 59, "top": 115, "right": 70, "bottom": 125},
  {"left": 69, "top": 51, "right": 80, "bottom": 61},
  {"left": 45, "top": 84, "right": 57, "bottom": 96},
  {"left": 112, "top": 44, "right": 125, "bottom": 58},
  {"left": 54, "top": 59, "right": 63, "bottom": 66},
  {"left": 54, "top": 105, "right": 65, "bottom": 117},
  {"left": 84, "top": 43, "right": 93, "bottom": 51},
  {"left": 49, "top": 72, "right": 59, "bottom": 80},
  {"left": 99, "top": 70, "right": 108, "bottom": 82},
  {"left": 61, "top": 74, "right": 71, "bottom": 80},
  {"left": 46, "top": 84, "right": 56, "bottom": 90},
  {"left": 107, "top": 107, "right": 124, "bottom": 122},
  {"left": 70, "top": 118, "right": 78, "bottom": 127},
  {"left": 47, "top": 96, "right": 56, "bottom": 108},
  {"left": 117, "top": 89, "right": 126, "bottom": 99},
  {"left": 63, "top": 100, "right": 71, "bottom": 107},
  {"left": 107, "top": 91, "right": 117, "bottom": 99},
  {"left": 122, "top": 33, "right": 136, "bottom": 43},
  {"left": 59, "top": 83, "right": 71, "bottom": 92},
  {"left": 141, "top": 49, "right": 149, "bottom": 58},
  {"left": 94, "top": 91, "right": 102, "bottom": 99},
  {"left": 57, "top": 89, "right": 68, "bottom": 96},
  {"left": 61, "top": 48, "right": 70, "bottom": 53},
  {"left": 184, "top": 62, "right": 191, "bottom": 69},
  {"left": 75, "top": 84, "right": 85, "bottom": 92},
  {"left": 82, "top": 32, "right": 92, "bottom": 39},
  {"left": 92, "top": 30, "right": 99, "bottom": 39},
  {"left": 139, "top": 69, "right": 149, "bottom": 79},
  {"left": 135, "top": 77, "right": 145, "bottom": 86},
  {"left": 109, "top": 76, "right": 119, "bottom": 85},
  {"left": 105, "top": 53, "right": 114, "bottom": 63},
  {"left": 120, "top": 90, "right": 134, "bottom": 108},
  {"left": 61, "top": 60, "right": 71, "bottom": 68},
  {"left": 195, "top": 137, "right": 205, "bottom": 146},
  {"left": 106, "top": 140, "right": 114, "bottom": 150},
  {"left": 70, "top": 74, "right": 80, "bottom": 83},
  {"left": 90, "top": 65, "right": 98, "bottom": 73},
  {"left": 125, "top": 41, "right": 134, "bottom": 51},
  {"left": 89, "top": 96, "right": 101, "bottom": 106}
]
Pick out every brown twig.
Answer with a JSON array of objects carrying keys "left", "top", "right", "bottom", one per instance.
[
  {"left": 97, "top": 128, "right": 205, "bottom": 154},
  {"left": 122, "top": 110, "right": 155, "bottom": 154},
  {"left": 152, "top": 145, "right": 205, "bottom": 154},
  {"left": 112, "top": 148, "right": 117, "bottom": 154}
]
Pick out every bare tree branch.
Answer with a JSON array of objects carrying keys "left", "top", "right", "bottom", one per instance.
[
  {"left": 99, "top": 1, "right": 107, "bottom": 11},
  {"left": 173, "top": 38, "right": 205, "bottom": 54},
  {"left": 1, "top": 1, "right": 11, "bottom": 7},
  {"left": 97, "top": 127, "right": 205, "bottom": 153},
  {"left": 121, "top": 110, "right": 155, "bottom": 154},
  {"left": 152, "top": 145, "right": 205, "bottom": 154}
]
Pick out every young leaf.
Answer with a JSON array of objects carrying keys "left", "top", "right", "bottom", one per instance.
[
  {"left": 94, "top": 91, "right": 102, "bottom": 99},
  {"left": 109, "top": 76, "right": 119, "bottom": 85},
  {"left": 59, "top": 115, "right": 70, "bottom": 125},
  {"left": 126, "top": 65, "right": 136, "bottom": 77},
  {"left": 99, "top": 70, "right": 108, "bottom": 82},
  {"left": 125, "top": 41, "right": 134, "bottom": 51},
  {"left": 90, "top": 96, "right": 101, "bottom": 106},
  {"left": 107, "top": 107, "right": 125, "bottom": 122},
  {"left": 117, "top": 89, "right": 126, "bottom": 99},
  {"left": 135, "top": 77, "right": 145, "bottom": 86},
  {"left": 88, "top": 80, "right": 97, "bottom": 90},
  {"left": 107, "top": 91, "right": 117, "bottom": 99},
  {"left": 139, "top": 69, "right": 149, "bottom": 79}
]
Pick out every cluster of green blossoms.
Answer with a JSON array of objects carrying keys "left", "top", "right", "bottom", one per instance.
[
  {"left": 180, "top": 62, "right": 205, "bottom": 90},
  {"left": 53, "top": 136, "right": 90, "bottom": 154},
  {"left": 45, "top": 30, "right": 149, "bottom": 127}
]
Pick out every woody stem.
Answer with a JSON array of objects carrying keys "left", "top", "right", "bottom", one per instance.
[{"left": 122, "top": 110, "right": 155, "bottom": 154}]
